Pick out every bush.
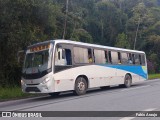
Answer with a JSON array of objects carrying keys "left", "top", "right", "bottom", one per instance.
[{"left": 147, "top": 60, "right": 155, "bottom": 74}]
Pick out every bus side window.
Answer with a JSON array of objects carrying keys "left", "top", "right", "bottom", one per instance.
[
  {"left": 128, "top": 53, "right": 133, "bottom": 64},
  {"left": 94, "top": 49, "right": 106, "bottom": 64},
  {"left": 62, "top": 49, "right": 66, "bottom": 59},
  {"left": 56, "top": 48, "right": 72, "bottom": 65},
  {"left": 134, "top": 54, "right": 140, "bottom": 65},
  {"left": 121, "top": 52, "right": 128, "bottom": 64},
  {"left": 58, "top": 51, "right": 60, "bottom": 60},
  {"left": 65, "top": 49, "right": 72, "bottom": 65},
  {"left": 118, "top": 52, "right": 121, "bottom": 64},
  {"left": 139, "top": 54, "right": 142, "bottom": 65},
  {"left": 111, "top": 51, "right": 119, "bottom": 64},
  {"left": 108, "top": 51, "right": 112, "bottom": 64},
  {"left": 74, "top": 47, "right": 89, "bottom": 64},
  {"left": 105, "top": 50, "right": 108, "bottom": 63},
  {"left": 141, "top": 54, "right": 145, "bottom": 65},
  {"left": 132, "top": 54, "right": 135, "bottom": 64},
  {"left": 55, "top": 47, "right": 67, "bottom": 65},
  {"left": 88, "top": 48, "right": 93, "bottom": 63}
]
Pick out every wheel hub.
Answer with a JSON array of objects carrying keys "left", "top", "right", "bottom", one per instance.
[{"left": 78, "top": 82, "right": 85, "bottom": 91}]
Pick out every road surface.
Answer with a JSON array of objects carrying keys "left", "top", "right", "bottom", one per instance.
[{"left": 0, "top": 79, "right": 160, "bottom": 120}]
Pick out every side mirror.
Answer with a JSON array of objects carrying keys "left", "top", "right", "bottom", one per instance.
[{"left": 17, "top": 50, "right": 25, "bottom": 64}]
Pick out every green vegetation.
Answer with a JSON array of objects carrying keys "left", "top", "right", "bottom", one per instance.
[
  {"left": 148, "top": 74, "right": 160, "bottom": 80},
  {"left": 0, "top": 87, "right": 35, "bottom": 101},
  {"left": 0, "top": 0, "right": 160, "bottom": 87}
]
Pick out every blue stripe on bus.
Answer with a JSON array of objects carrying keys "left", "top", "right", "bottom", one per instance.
[{"left": 98, "top": 64, "right": 147, "bottom": 79}]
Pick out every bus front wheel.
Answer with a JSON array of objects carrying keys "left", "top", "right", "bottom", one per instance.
[
  {"left": 124, "top": 74, "right": 132, "bottom": 88},
  {"left": 74, "top": 77, "right": 87, "bottom": 95}
]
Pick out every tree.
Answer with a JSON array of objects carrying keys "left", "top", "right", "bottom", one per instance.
[
  {"left": 145, "top": 35, "right": 160, "bottom": 73},
  {"left": 70, "top": 29, "right": 93, "bottom": 43},
  {"left": 115, "top": 33, "right": 130, "bottom": 48},
  {"left": 148, "top": 53, "right": 159, "bottom": 73},
  {"left": 93, "top": 1, "right": 127, "bottom": 46},
  {"left": 0, "top": 0, "right": 61, "bottom": 87},
  {"left": 127, "top": 2, "right": 155, "bottom": 50}
]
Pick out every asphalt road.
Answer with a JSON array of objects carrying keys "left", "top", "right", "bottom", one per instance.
[{"left": 0, "top": 79, "right": 160, "bottom": 120}]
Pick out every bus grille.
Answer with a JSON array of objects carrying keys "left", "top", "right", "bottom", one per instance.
[
  {"left": 26, "top": 84, "right": 39, "bottom": 85},
  {"left": 25, "top": 87, "right": 40, "bottom": 92}
]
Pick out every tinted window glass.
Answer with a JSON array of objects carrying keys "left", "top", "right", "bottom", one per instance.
[
  {"left": 108, "top": 51, "right": 112, "bottom": 63},
  {"left": 55, "top": 47, "right": 72, "bottom": 66},
  {"left": 105, "top": 51, "right": 109, "bottom": 63},
  {"left": 128, "top": 53, "right": 133, "bottom": 64},
  {"left": 88, "top": 48, "right": 93, "bottom": 63},
  {"left": 118, "top": 52, "right": 121, "bottom": 64},
  {"left": 132, "top": 54, "right": 135, "bottom": 64},
  {"left": 134, "top": 54, "right": 140, "bottom": 65},
  {"left": 111, "top": 51, "right": 119, "bottom": 64},
  {"left": 141, "top": 54, "right": 146, "bottom": 65},
  {"left": 74, "top": 47, "right": 89, "bottom": 63},
  {"left": 121, "top": 52, "right": 128, "bottom": 64},
  {"left": 94, "top": 49, "right": 106, "bottom": 64}
]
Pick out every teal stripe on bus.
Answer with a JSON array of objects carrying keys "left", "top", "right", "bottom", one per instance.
[{"left": 98, "top": 64, "right": 147, "bottom": 79}]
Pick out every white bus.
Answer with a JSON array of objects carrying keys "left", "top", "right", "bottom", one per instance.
[{"left": 21, "top": 40, "right": 148, "bottom": 96}]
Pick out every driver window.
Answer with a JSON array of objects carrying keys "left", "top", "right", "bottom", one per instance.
[{"left": 55, "top": 46, "right": 72, "bottom": 66}]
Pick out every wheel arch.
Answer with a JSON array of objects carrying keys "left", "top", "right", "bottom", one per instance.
[
  {"left": 75, "top": 75, "right": 89, "bottom": 88},
  {"left": 126, "top": 73, "right": 132, "bottom": 83}
]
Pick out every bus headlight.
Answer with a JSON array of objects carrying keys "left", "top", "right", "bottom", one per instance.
[
  {"left": 21, "top": 80, "right": 25, "bottom": 85},
  {"left": 42, "top": 77, "right": 50, "bottom": 84}
]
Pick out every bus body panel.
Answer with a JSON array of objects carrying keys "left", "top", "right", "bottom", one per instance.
[{"left": 53, "top": 65, "right": 147, "bottom": 92}]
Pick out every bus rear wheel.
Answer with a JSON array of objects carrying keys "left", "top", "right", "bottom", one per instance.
[
  {"left": 74, "top": 77, "right": 87, "bottom": 95},
  {"left": 124, "top": 74, "right": 132, "bottom": 88}
]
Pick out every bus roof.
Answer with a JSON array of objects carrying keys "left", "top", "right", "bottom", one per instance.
[{"left": 28, "top": 39, "right": 145, "bottom": 54}]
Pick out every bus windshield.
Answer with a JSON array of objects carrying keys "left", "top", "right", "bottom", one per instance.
[{"left": 23, "top": 50, "right": 51, "bottom": 74}]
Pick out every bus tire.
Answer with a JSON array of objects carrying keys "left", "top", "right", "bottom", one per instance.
[
  {"left": 124, "top": 74, "right": 132, "bottom": 88},
  {"left": 48, "top": 92, "right": 60, "bottom": 97},
  {"left": 74, "top": 77, "right": 87, "bottom": 95}
]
